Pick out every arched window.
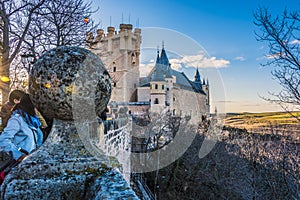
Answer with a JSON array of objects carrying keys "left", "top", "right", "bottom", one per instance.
[
  {"left": 155, "top": 84, "right": 158, "bottom": 89},
  {"left": 113, "top": 66, "right": 116, "bottom": 72},
  {"left": 162, "top": 85, "right": 165, "bottom": 90},
  {"left": 154, "top": 98, "right": 159, "bottom": 104}
]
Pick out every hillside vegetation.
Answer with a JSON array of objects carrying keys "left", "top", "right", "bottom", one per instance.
[
  {"left": 143, "top": 118, "right": 299, "bottom": 199},
  {"left": 225, "top": 111, "right": 300, "bottom": 136}
]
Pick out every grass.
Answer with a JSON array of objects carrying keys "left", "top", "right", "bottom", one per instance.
[{"left": 224, "top": 111, "right": 300, "bottom": 131}]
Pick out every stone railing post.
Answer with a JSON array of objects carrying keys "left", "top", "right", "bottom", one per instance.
[{"left": 0, "top": 46, "right": 139, "bottom": 200}]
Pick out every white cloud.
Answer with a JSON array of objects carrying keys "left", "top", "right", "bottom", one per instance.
[
  {"left": 234, "top": 56, "right": 245, "bottom": 61},
  {"left": 169, "top": 53, "right": 230, "bottom": 69},
  {"left": 266, "top": 52, "right": 282, "bottom": 59},
  {"left": 139, "top": 52, "right": 230, "bottom": 76},
  {"left": 140, "top": 62, "right": 154, "bottom": 77},
  {"left": 290, "top": 39, "right": 300, "bottom": 45}
]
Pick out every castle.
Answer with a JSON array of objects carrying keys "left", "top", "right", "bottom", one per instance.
[{"left": 87, "top": 24, "right": 210, "bottom": 121}]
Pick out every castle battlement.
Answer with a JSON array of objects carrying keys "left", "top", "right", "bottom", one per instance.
[{"left": 87, "top": 24, "right": 141, "bottom": 43}]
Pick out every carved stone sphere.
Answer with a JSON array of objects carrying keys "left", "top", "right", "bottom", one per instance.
[{"left": 29, "top": 46, "right": 111, "bottom": 121}]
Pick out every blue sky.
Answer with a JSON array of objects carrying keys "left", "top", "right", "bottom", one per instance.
[{"left": 91, "top": 0, "right": 298, "bottom": 113}]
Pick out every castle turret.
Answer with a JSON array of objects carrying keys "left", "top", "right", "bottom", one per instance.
[
  {"left": 89, "top": 24, "right": 141, "bottom": 103},
  {"left": 107, "top": 26, "right": 115, "bottom": 37},
  {"left": 95, "top": 29, "right": 105, "bottom": 42},
  {"left": 202, "top": 78, "right": 210, "bottom": 114},
  {"left": 194, "top": 68, "right": 201, "bottom": 83},
  {"left": 150, "top": 53, "right": 166, "bottom": 113}
]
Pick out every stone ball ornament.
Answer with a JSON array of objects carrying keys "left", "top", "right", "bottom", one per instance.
[{"left": 29, "top": 46, "right": 111, "bottom": 121}]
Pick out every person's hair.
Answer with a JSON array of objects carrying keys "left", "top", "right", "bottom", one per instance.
[
  {"left": 12, "top": 93, "right": 36, "bottom": 116},
  {"left": 8, "top": 90, "right": 25, "bottom": 104}
]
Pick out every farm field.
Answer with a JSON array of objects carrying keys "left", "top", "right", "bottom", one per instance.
[{"left": 224, "top": 111, "right": 300, "bottom": 136}]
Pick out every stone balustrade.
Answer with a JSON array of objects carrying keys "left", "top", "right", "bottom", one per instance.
[{"left": 0, "top": 46, "right": 139, "bottom": 200}]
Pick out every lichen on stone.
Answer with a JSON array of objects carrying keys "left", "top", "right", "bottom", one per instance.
[{"left": 29, "top": 46, "right": 111, "bottom": 121}]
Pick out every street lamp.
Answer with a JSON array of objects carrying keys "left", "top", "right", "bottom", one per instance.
[
  {"left": 21, "top": 53, "right": 35, "bottom": 73},
  {"left": 20, "top": 53, "right": 35, "bottom": 90},
  {"left": 21, "top": 53, "right": 34, "bottom": 64}
]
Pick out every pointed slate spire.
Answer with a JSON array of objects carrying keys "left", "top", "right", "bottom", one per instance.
[
  {"left": 155, "top": 47, "right": 160, "bottom": 65},
  {"left": 160, "top": 41, "right": 169, "bottom": 66},
  {"left": 194, "top": 67, "right": 201, "bottom": 83}
]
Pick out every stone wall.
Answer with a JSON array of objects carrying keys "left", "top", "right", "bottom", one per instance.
[
  {"left": 173, "top": 88, "right": 207, "bottom": 123},
  {"left": 1, "top": 120, "right": 138, "bottom": 200}
]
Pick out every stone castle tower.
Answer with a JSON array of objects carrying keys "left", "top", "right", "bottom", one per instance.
[{"left": 87, "top": 24, "right": 141, "bottom": 103}]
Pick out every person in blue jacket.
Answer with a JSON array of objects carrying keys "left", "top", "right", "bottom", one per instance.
[{"left": 0, "top": 93, "right": 43, "bottom": 163}]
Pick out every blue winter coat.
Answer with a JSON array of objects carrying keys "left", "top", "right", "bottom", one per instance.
[{"left": 0, "top": 110, "right": 43, "bottom": 160}]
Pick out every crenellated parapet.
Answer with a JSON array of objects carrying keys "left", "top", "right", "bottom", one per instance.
[{"left": 87, "top": 24, "right": 141, "bottom": 50}]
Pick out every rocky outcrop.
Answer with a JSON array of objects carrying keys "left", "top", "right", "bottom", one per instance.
[{"left": 0, "top": 46, "right": 139, "bottom": 200}]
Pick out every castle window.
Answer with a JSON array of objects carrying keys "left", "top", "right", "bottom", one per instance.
[
  {"left": 162, "top": 85, "right": 165, "bottom": 90},
  {"left": 173, "top": 97, "right": 176, "bottom": 102},
  {"left": 167, "top": 88, "right": 169, "bottom": 91},
  {"left": 113, "top": 67, "right": 116, "bottom": 72},
  {"left": 155, "top": 84, "right": 158, "bottom": 89},
  {"left": 132, "top": 53, "right": 136, "bottom": 64},
  {"left": 113, "top": 82, "right": 117, "bottom": 87},
  {"left": 154, "top": 98, "right": 159, "bottom": 104}
]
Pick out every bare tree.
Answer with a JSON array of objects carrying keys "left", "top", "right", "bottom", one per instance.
[
  {"left": 0, "top": 0, "right": 98, "bottom": 104},
  {"left": 254, "top": 7, "right": 300, "bottom": 120},
  {"left": 23, "top": 0, "right": 98, "bottom": 61},
  {"left": 0, "top": 0, "right": 45, "bottom": 103}
]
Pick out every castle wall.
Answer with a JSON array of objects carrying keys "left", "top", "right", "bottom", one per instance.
[
  {"left": 127, "top": 105, "right": 150, "bottom": 116},
  {"left": 137, "top": 87, "right": 150, "bottom": 102},
  {"left": 173, "top": 89, "right": 206, "bottom": 123}
]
